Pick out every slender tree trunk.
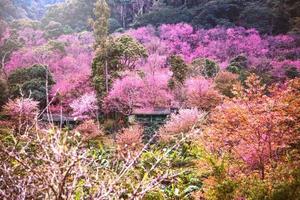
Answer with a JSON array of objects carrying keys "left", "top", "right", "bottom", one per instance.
[
  {"left": 121, "top": 5, "right": 126, "bottom": 28},
  {"left": 105, "top": 60, "right": 109, "bottom": 93}
]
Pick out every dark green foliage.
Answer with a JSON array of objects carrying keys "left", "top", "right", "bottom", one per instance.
[
  {"left": 92, "top": 37, "right": 124, "bottom": 100},
  {"left": 114, "top": 35, "right": 147, "bottom": 68},
  {"left": 168, "top": 55, "right": 188, "bottom": 89},
  {"left": 285, "top": 66, "right": 300, "bottom": 79},
  {"left": 240, "top": 3, "right": 274, "bottom": 34},
  {"left": 270, "top": 169, "right": 300, "bottom": 200},
  {"left": 202, "top": 59, "right": 220, "bottom": 78},
  {"left": 188, "top": 58, "right": 220, "bottom": 78},
  {"left": 91, "top": 0, "right": 111, "bottom": 102},
  {"left": 7, "top": 65, "right": 55, "bottom": 108},
  {"left": 91, "top": 0, "right": 110, "bottom": 48},
  {"left": 227, "top": 54, "right": 248, "bottom": 72},
  {"left": 227, "top": 55, "right": 275, "bottom": 85},
  {"left": 191, "top": 0, "right": 243, "bottom": 29},
  {"left": 0, "top": 78, "right": 8, "bottom": 109},
  {"left": 131, "top": 0, "right": 295, "bottom": 34},
  {"left": 132, "top": 6, "right": 192, "bottom": 28},
  {"left": 0, "top": 28, "right": 22, "bottom": 74},
  {"left": 227, "top": 54, "right": 250, "bottom": 83},
  {"left": 227, "top": 54, "right": 248, "bottom": 73}
]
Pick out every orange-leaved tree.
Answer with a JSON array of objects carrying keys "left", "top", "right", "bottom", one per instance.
[{"left": 204, "top": 74, "right": 299, "bottom": 179}]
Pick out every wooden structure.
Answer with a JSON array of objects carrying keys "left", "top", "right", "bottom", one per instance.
[
  {"left": 129, "top": 108, "right": 174, "bottom": 141},
  {"left": 41, "top": 114, "right": 80, "bottom": 127}
]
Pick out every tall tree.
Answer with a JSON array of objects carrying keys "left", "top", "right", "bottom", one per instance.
[
  {"left": 92, "top": 0, "right": 110, "bottom": 48},
  {"left": 168, "top": 55, "right": 188, "bottom": 89},
  {"left": 91, "top": 0, "right": 111, "bottom": 102}
]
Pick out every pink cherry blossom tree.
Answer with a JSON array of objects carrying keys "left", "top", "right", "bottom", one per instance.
[{"left": 70, "top": 92, "right": 98, "bottom": 120}]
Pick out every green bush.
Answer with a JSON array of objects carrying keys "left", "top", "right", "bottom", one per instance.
[
  {"left": 270, "top": 169, "right": 300, "bottom": 200},
  {"left": 227, "top": 54, "right": 250, "bottom": 83},
  {"left": 285, "top": 66, "right": 300, "bottom": 79}
]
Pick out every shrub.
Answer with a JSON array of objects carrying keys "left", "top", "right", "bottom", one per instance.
[
  {"left": 227, "top": 54, "right": 251, "bottom": 83},
  {"left": 214, "top": 71, "right": 239, "bottom": 98},
  {"left": 3, "top": 97, "right": 39, "bottom": 132},
  {"left": 227, "top": 54, "right": 248, "bottom": 74},
  {"left": 75, "top": 120, "right": 102, "bottom": 141},
  {"left": 116, "top": 125, "right": 143, "bottom": 157},
  {"left": 7, "top": 64, "right": 55, "bottom": 108}
]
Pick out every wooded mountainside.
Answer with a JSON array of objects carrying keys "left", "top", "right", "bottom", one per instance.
[{"left": 1, "top": 0, "right": 299, "bottom": 34}]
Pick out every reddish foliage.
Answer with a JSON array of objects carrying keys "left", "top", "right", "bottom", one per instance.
[
  {"left": 204, "top": 75, "right": 300, "bottom": 179},
  {"left": 116, "top": 125, "right": 143, "bottom": 155},
  {"left": 75, "top": 120, "right": 102, "bottom": 141}
]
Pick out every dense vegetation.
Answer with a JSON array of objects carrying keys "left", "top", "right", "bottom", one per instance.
[{"left": 0, "top": 0, "right": 299, "bottom": 199}]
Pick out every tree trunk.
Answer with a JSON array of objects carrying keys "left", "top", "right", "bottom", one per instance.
[{"left": 105, "top": 60, "right": 109, "bottom": 93}]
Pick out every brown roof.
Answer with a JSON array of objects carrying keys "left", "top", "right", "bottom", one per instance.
[{"left": 131, "top": 108, "right": 171, "bottom": 115}]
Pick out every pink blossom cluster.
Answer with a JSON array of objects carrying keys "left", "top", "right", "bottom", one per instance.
[
  {"left": 5, "top": 29, "right": 94, "bottom": 110},
  {"left": 159, "top": 108, "right": 203, "bottom": 142},
  {"left": 4, "top": 24, "right": 299, "bottom": 115},
  {"left": 127, "top": 23, "right": 299, "bottom": 72},
  {"left": 104, "top": 72, "right": 173, "bottom": 115},
  {"left": 70, "top": 92, "right": 98, "bottom": 119}
]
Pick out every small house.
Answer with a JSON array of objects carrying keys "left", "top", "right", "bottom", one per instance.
[
  {"left": 41, "top": 114, "right": 80, "bottom": 128},
  {"left": 129, "top": 107, "right": 176, "bottom": 140}
]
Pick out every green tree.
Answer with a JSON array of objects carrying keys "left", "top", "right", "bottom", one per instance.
[
  {"left": 7, "top": 64, "right": 55, "bottom": 108},
  {"left": 91, "top": 0, "right": 111, "bottom": 102},
  {"left": 227, "top": 54, "right": 250, "bottom": 83},
  {"left": 92, "top": 1, "right": 147, "bottom": 104},
  {"left": 133, "top": 6, "right": 192, "bottom": 27},
  {"left": 0, "top": 78, "right": 8, "bottom": 109},
  {"left": 187, "top": 58, "right": 220, "bottom": 78},
  {"left": 42, "top": 0, "right": 96, "bottom": 32},
  {"left": 92, "top": 35, "right": 147, "bottom": 102},
  {"left": 91, "top": 0, "right": 110, "bottom": 48},
  {"left": 168, "top": 55, "right": 188, "bottom": 89},
  {"left": 114, "top": 35, "right": 147, "bottom": 69}
]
